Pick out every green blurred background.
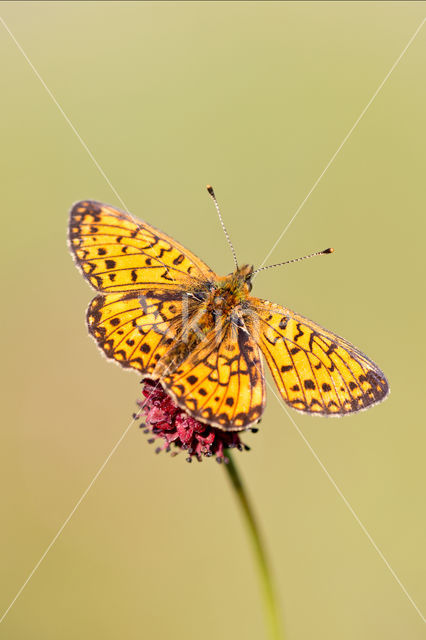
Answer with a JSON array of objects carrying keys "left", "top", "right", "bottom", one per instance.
[{"left": 1, "top": 2, "right": 425, "bottom": 638}]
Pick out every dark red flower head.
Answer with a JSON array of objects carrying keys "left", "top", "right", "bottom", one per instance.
[{"left": 136, "top": 379, "right": 254, "bottom": 463}]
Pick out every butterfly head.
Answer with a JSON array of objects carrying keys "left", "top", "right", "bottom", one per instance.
[
  {"left": 236, "top": 263, "right": 254, "bottom": 292},
  {"left": 216, "top": 264, "right": 254, "bottom": 301}
]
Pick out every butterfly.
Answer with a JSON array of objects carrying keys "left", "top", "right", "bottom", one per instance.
[{"left": 69, "top": 192, "right": 389, "bottom": 431}]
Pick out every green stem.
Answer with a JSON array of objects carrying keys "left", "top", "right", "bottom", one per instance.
[{"left": 223, "top": 450, "right": 285, "bottom": 640}]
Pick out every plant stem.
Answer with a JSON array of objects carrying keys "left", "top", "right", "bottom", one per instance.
[{"left": 223, "top": 450, "right": 285, "bottom": 640}]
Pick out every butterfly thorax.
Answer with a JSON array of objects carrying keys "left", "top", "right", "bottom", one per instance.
[
  {"left": 183, "top": 263, "right": 253, "bottom": 338},
  {"left": 152, "top": 265, "right": 254, "bottom": 377}
]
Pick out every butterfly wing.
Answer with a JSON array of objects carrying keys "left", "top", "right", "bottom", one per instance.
[
  {"left": 69, "top": 200, "right": 216, "bottom": 292},
  {"left": 250, "top": 297, "right": 389, "bottom": 415},
  {"left": 87, "top": 289, "right": 184, "bottom": 374},
  {"left": 161, "top": 324, "right": 266, "bottom": 430}
]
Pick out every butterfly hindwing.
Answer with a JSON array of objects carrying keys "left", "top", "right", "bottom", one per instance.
[
  {"left": 250, "top": 298, "right": 389, "bottom": 415},
  {"left": 87, "top": 290, "right": 184, "bottom": 374},
  {"left": 69, "top": 201, "right": 216, "bottom": 292},
  {"left": 162, "top": 324, "right": 266, "bottom": 430}
]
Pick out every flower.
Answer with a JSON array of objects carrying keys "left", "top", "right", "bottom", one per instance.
[{"left": 136, "top": 379, "right": 255, "bottom": 463}]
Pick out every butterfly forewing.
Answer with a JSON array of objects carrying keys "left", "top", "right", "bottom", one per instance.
[
  {"left": 69, "top": 201, "right": 216, "bottom": 292},
  {"left": 250, "top": 297, "right": 389, "bottom": 415},
  {"left": 162, "top": 325, "right": 266, "bottom": 430}
]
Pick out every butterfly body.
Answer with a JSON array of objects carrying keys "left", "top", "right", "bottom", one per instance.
[
  {"left": 182, "top": 264, "right": 253, "bottom": 332},
  {"left": 70, "top": 200, "right": 389, "bottom": 430}
]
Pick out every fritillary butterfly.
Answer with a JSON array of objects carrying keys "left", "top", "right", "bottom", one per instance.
[{"left": 69, "top": 194, "right": 389, "bottom": 430}]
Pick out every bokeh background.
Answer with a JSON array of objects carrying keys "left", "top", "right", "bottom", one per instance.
[{"left": 1, "top": 2, "right": 425, "bottom": 639}]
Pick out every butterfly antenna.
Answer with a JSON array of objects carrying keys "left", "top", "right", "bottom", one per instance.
[
  {"left": 207, "top": 185, "right": 239, "bottom": 269},
  {"left": 252, "top": 247, "right": 334, "bottom": 276}
]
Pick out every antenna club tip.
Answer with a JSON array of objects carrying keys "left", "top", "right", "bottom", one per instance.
[
  {"left": 206, "top": 184, "right": 215, "bottom": 196},
  {"left": 324, "top": 247, "right": 334, "bottom": 254}
]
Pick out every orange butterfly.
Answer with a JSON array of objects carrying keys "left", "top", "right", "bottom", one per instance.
[{"left": 69, "top": 189, "right": 389, "bottom": 430}]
